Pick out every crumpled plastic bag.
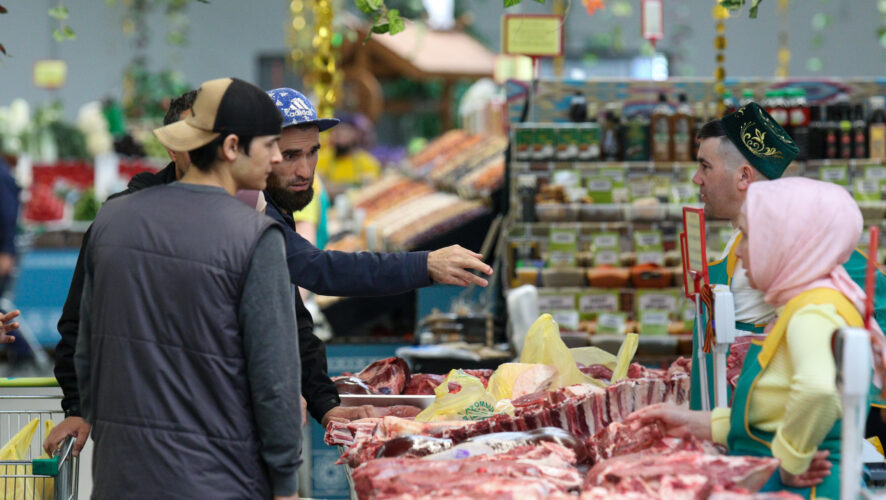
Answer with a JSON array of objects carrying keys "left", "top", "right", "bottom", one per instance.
[
  {"left": 0, "top": 418, "right": 55, "bottom": 500},
  {"left": 486, "top": 363, "right": 557, "bottom": 401},
  {"left": 415, "top": 370, "right": 498, "bottom": 422},
  {"left": 520, "top": 314, "right": 601, "bottom": 389},
  {"left": 569, "top": 346, "right": 617, "bottom": 370}
]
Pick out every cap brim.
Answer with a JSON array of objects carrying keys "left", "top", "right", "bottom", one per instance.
[
  {"left": 316, "top": 118, "right": 340, "bottom": 132},
  {"left": 153, "top": 120, "right": 220, "bottom": 152},
  {"left": 283, "top": 117, "right": 340, "bottom": 132}
]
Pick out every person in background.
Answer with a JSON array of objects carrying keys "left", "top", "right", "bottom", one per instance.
[
  {"left": 689, "top": 102, "right": 886, "bottom": 411},
  {"left": 0, "top": 154, "right": 20, "bottom": 298},
  {"left": 264, "top": 87, "right": 493, "bottom": 426},
  {"left": 316, "top": 112, "right": 381, "bottom": 193},
  {"left": 75, "top": 77, "right": 301, "bottom": 499},
  {"left": 629, "top": 177, "right": 872, "bottom": 498}
]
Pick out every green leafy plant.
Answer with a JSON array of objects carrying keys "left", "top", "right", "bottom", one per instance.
[{"left": 49, "top": 3, "right": 76, "bottom": 41}]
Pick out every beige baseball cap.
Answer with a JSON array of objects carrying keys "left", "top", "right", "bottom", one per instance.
[{"left": 154, "top": 77, "right": 282, "bottom": 152}]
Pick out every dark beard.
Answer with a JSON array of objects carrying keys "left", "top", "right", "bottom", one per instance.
[{"left": 266, "top": 172, "right": 315, "bottom": 213}]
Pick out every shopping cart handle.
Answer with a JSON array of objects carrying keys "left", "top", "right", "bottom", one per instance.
[
  {"left": 0, "top": 377, "right": 59, "bottom": 387},
  {"left": 32, "top": 436, "right": 75, "bottom": 476}
]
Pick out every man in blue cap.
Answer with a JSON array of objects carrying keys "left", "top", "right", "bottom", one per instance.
[{"left": 263, "top": 88, "right": 493, "bottom": 425}]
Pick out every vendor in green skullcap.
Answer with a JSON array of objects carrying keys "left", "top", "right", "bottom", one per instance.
[{"left": 686, "top": 101, "right": 886, "bottom": 412}]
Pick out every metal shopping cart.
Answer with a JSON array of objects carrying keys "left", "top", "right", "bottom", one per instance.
[{"left": 0, "top": 377, "right": 77, "bottom": 500}]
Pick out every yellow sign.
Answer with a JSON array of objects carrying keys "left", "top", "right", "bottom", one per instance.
[
  {"left": 493, "top": 55, "right": 535, "bottom": 83},
  {"left": 33, "top": 60, "right": 67, "bottom": 89},
  {"left": 502, "top": 15, "right": 563, "bottom": 58}
]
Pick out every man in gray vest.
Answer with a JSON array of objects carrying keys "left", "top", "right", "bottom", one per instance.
[{"left": 75, "top": 78, "right": 301, "bottom": 499}]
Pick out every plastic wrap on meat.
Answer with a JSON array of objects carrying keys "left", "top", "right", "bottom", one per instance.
[
  {"left": 352, "top": 357, "right": 411, "bottom": 395},
  {"left": 334, "top": 376, "right": 380, "bottom": 395},
  {"left": 403, "top": 373, "right": 445, "bottom": 395},
  {"left": 584, "top": 451, "right": 780, "bottom": 495}
]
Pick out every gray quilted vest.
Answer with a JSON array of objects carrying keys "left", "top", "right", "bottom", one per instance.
[{"left": 85, "top": 183, "right": 278, "bottom": 499}]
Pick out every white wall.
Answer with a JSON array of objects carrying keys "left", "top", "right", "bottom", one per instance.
[
  {"left": 1, "top": 0, "right": 291, "bottom": 118},
  {"left": 1, "top": 0, "right": 884, "bottom": 119}
]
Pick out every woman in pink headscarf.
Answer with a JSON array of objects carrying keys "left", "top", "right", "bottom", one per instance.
[{"left": 628, "top": 177, "right": 870, "bottom": 498}]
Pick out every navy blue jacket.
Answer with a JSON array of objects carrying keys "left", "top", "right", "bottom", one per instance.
[
  {"left": 263, "top": 192, "right": 432, "bottom": 296},
  {"left": 0, "top": 158, "right": 20, "bottom": 257}
]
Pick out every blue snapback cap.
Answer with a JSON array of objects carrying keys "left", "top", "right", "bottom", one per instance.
[{"left": 266, "top": 88, "right": 339, "bottom": 131}]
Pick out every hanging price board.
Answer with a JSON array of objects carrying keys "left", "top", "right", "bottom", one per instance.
[
  {"left": 681, "top": 207, "right": 709, "bottom": 297},
  {"left": 502, "top": 14, "right": 564, "bottom": 58}
]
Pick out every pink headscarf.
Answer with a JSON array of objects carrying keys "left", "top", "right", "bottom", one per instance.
[{"left": 742, "top": 177, "right": 867, "bottom": 314}]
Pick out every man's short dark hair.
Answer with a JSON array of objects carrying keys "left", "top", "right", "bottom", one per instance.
[
  {"left": 163, "top": 90, "right": 198, "bottom": 125},
  {"left": 697, "top": 119, "right": 728, "bottom": 141},
  {"left": 188, "top": 133, "right": 255, "bottom": 172},
  {"left": 696, "top": 118, "right": 768, "bottom": 179}
]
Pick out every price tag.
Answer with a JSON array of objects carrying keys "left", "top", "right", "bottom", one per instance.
[
  {"left": 579, "top": 292, "right": 620, "bottom": 313},
  {"left": 865, "top": 166, "right": 886, "bottom": 181},
  {"left": 630, "top": 180, "right": 655, "bottom": 200},
  {"left": 502, "top": 14, "right": 564, "bottom": 58},
  {"left": 539, "top": 293, "right": 577, "bottom": 311},
  {"left": 594, "top": 250, "right": 619, "bottom": 266},
  {"left": 819, "top": 165, "right": 848, "bottom": 185},
  {"left": 634, "top": 231, "right": 662, "bottom": 248},
  {"left": 593, "top": 233, "right": 619, "bottom": 248},
  {"left": 855, "top": 179, "right": 881, "bottom": 202},
  {"left": 636, "top": 251, "right": 665, "bottom": 266},
  {"left": 586, "top": 177, "right": 614, "bottom": 203},
  {"left": 637, "top": 291, "right": 678, "bottom": 312},
  {"left": 548, "top": 228, "right": 578, "bottom": 267},
  {"left": 640, "top": 310, "right": 670, "bottom": 335},
  {"left": 671, "top": 183, "right": 698, "bottom": 203},
  {"left": 552, "top": 310, "right": 580, "bottom": 331},
  {"left": 597, "top": 313, "right": 627, "bottom": 335}
]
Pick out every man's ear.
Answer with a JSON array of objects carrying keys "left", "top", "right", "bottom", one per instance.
[
  {"left": 737, "top": 164, "right": 756, "bottom": 191},
  {"left": 220, "top": 134, "right": 240, "bottom": 162}
]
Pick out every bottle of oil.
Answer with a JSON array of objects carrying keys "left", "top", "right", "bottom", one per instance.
[
  {"left": 672, "top": 94, "right": 695, "bottom": 162},
  {"left": 650, "top": 93, "right": 674, "bottom": 162},
  {"left": 869, "top": 96, "right": 886, "bottom": 161}
]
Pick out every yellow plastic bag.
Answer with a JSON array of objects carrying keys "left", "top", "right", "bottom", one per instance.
[
  {"left": 486, "top": 363, "right": 557, "bottom": 401},
  {"left": 415, "top": 370, "right": 498, "bottom": 422},
  {"left": 520, "top": 314, "right": 602, "bottom": 389},
  {"left": 0, "top": 419, "right": 55, "bottom": 500},
  {"left": 569, "top": 346, "right": 617, "bottom": 370},
  {"left": 610, "top": 333, "right": 640, "bottom": 383}
]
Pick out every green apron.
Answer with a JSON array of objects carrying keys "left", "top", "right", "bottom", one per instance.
[
  {"left": 726, "top": 288, "right": 865, "bottom": 500},
  {"left": 727, "top": 340, "right": 842, "bottom": 499},
  {"left": 690, "top": 234, "right": 766, "bottom": 411},
  {"left": 689, "top": 236, "right": 886, "bottom": 410}
]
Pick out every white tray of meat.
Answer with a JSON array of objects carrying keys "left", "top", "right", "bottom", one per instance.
[{"left": 340, "top": 394, "right": 435, "bottom": 409}]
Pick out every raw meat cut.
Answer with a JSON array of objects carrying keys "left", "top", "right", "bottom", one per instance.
[
  {"left": 349, "top": 357, "right": 411, "bottom": 395},
  {"left": 334, "top": 376, "right": 380, "bottom": 395},
  {"left": 584, "top": 451, "right": 780, "bottom": 494},
  {"left": 578, "top": 364, "right": 613, "bottom": 380},
  {"left": 329, "top": 361, "right": 693, "bottom": 467},
  {"left": 461, "top": 369, "right": 493, "bottom": 387},
  {"left": 727, "top": 336, "right": 763, "bottom": 390},
  {"left": 709, "top": 492, "right": 805, "bottom": 500},
  {"left": 425, "top": 427, "right": 589, "bottom": 463},
  {"left": 352, "top": 443, "right": 582, "bottom": 499},
  {"left": 402, "top": 373, "right": 444, "bottom": 395},
  {"left": 374, "top": 435, "right": 454, "bottom": 459},
  {"left": 586, "top": 419, "right": 667, "bottom": 463}
]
